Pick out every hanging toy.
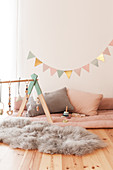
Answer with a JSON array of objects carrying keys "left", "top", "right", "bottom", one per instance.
[
  {"left": 36, "top": 96, "right": 40, "bottom": 111},
  {"left": 25, "top": 81, "right": 29, "bottom": 102},
  {"left": 7, "top": 82, "right": 13, "bottom": 115},
  {"left": 63, "top": 106, "right": 69, "bottom": 117},
  {"left": 36, "top": 96, "right": 40, "bottom": 104},
  {"left": 63, "top": 119, "right": 68, "bottom": 123},
  {"left": 0, "top": 79, "right": 4, "bottom": 115},
  {"left": 16, "top": 77, "right": 22, "bottom": 102}
]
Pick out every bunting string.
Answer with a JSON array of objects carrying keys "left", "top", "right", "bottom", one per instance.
[{"left": 27, "top": 39, "right": 113, "bottom": 79}]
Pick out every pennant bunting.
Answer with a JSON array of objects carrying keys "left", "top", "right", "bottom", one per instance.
[
  {"left": 65, "top": 70, "right": 72, "bottom": 79},
  {"left": 74, "top": 68, "right": 81, "bottom": 76},
  {"left": 34, "top": 58, "right": 42, "bottom": 67},
  {"left": 97, "top": 54, "right": 105, "bottom": 62},
  {"left": 50, "top": 67, "right": 57, "bottom": 76},
  {"left": 103, "top": 47, "right": 111, "bottom": 56},
  {"left": 82, "top": 64, "right": 89, "bottom": 72},
  {"left": 43, "top": 64, "right": 49, "bottom": 72},
  {"left": 29, "top": 38, "right": 113, "bottom": 78},
  {"left": 91, "top": 59, "right": 99, "bottom": 67},
  {"left": 109, "top": 40, "right": 113, "bottom": 46},
  {"left": 57, "top": 70, "right": 64, "bottom": 78},
  {"left": 27, "top": 51, "right": 36, "bottom": 59}
]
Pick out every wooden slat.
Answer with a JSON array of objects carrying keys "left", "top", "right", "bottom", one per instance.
[
  {"left": 0, "top": 144, "right": 24, "bottom": 170},
  {"left": 95, "top": 149, "right": 113, "bottom": 170},
  {"left": 72, "top": 155, "right": 84, "bottom": 170},
  {"left": 17, "top": 96, "right": 28, "bottom": 117},
  {"left": 0, "top": 79, "right": 38, "bottom": 84},
  {"left": 30, "top": 151, "right": 42, "bottom": 170},
  {"left": 39, "top": 153, "right": 53, "bottom": 170},
  {"left": 62, "top": 155, "right": 77, "bottom": 170},
  {"left": 94, "top": 129, "right": 113, "bottom": 168},
  {"left": 105, "top": 129, "right": 113, "bottom": 143},
  {"left": 18, "top": 150, "right": 36, "bottom": 170},
  {"left": 38, "top": 94, "right": 53, "bottom": 124},
  {"left": 82, "top": 151, "right": 103, "bottom": 170},
  {"left": 52, "top": 154, "right": 62, "bottom": 170}
]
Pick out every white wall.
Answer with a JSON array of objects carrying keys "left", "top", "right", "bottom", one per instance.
[
  {"left": 18, "top": 0, "right": 113, "bottom": 97},
  {"left": 0, "top": 0, "right": 17, "bottom": 109}
]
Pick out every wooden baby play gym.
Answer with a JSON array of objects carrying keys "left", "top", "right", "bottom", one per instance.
[{"left": 0, "top": 73, "right": 53, "bottom": 123}]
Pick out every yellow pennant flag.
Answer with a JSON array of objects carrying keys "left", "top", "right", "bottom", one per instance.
[
  {"left": 96, "top": 54, "right": 104, "bottom": 62},
  {"left": 34, "top": 58, "right": 42, "bottom": 66},
  {"left": 65, "top": 70, "right": 72, "bottom": 79}
]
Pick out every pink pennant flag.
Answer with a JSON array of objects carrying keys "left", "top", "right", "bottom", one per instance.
[
  {"left": 50, "top": 67, "right": 57, "bottom": 76},
  {"left": 74, "top": 68, "right": 81, "bottom": 76},
  {"left": 109, "top": 40, "right": 113, "bottom": 46},
  {"left": 82, "top": 64, "right": 89, "bottom": 72},
  {"left": 103, "top": 47, "right": 111, "bottom": 56},
  {"left": 43, "top": 63, "right": 49, "bottom": 72}
]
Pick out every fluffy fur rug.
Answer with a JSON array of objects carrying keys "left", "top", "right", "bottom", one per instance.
[{"left": 0, "top": 117, "right": 106, "bottom": 155}]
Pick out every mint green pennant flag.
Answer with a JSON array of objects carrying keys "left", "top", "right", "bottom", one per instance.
[
  {"left": 91, "top": 59, "right": 99, "bottom": 67},
  {"left": 57, "top": 70, "right": 64, "bottom": 78},
  {"left": 27, "top": 51, "right": 36, "bottom": 59}
]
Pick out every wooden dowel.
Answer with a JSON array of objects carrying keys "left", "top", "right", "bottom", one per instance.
[
  {"left": 66, "top": 106, "right": 68, "bottom": 112},
  {"left": 0, "top": 79, "right": 38, "bottom": 84}
]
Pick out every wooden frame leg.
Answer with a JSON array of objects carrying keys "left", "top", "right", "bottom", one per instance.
[
  {"left": 17, "top": 96, "right": 28, "bottom": 117},
  {"left": 38, "top": 94, "right": 53, "bottom": 124}
]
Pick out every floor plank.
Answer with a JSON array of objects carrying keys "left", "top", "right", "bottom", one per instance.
[
  {"left": 94, "top": 129, "right": 113, "bottom": 169},
  {"left": 52, "top": 154, "right": 62, "bottom": 170},
  {"left": 82, "top": 151, "right": 102, "bottom": 170},
  {"left": 62, "top": 155, "right": 77, "bottom": 170},
  {"left": 31, "top": 151, "right": 42, "bottom": 170},
  {"left": 72, "top": 155, "right": 83, "bottom": 170},
  {"left": 0, "top": 144, "right": 24, "bottom": 170},
  {"left": 39, "top": 153, "right": 53, "bottom": 170},
  {"left": 18, "top": 150, "right": 37, "bottom": 170}
]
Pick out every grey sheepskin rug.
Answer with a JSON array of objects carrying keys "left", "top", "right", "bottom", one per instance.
[{"left": 0, "top": 117, "right": 106, "bottom": 155}]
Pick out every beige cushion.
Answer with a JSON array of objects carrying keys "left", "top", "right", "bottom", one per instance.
[
  {"left": 99, "top": 98, "right": 113, "bottom": 110},
  {"left": 67, "top": 89, "right": 103, "bottom": 116}
]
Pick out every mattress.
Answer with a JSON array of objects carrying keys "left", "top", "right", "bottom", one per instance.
[{"left": 12, "top": 110, "right": 113, "bottom": 128}]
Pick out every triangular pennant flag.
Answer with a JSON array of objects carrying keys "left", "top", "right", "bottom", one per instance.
[
  {"left": 109, "top": 40, "right": 113, "bottom": 46},
  {"left": 103, "top": 47, "right": 111, "bottom": 56},
  {"left": 50, "top": 67, "right": 57, "bottom": 76},
  {"left": 57, "top": 70, "right": 64, "bottom": 78},
  {"left": 34, "top": 58, "right": 42, "bottom": 67},
  {"left": 91, "top": 59, "right": 99, "bottom": 67},
  {"left": 74, "top": 68, "right": 81, "bottom": 76},
  {"left": 82, "top": 64, "right": 89, "bottom": 72},
  {"left": 97, "top": 54, "right": 105, "bottom": 62},
  {"left": 43, "top": 63, "right": 49, "bottom": 72},
  {"left": 65, "top": 70, "right": 72, "bottom": 79},
  {"left": 27, "top": 51, "right": 36, "bottom": 59}
]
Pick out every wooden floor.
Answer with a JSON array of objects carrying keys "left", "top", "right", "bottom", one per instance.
[{"left": 0, "top": 129, "right": 113, "bottom": 170}]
